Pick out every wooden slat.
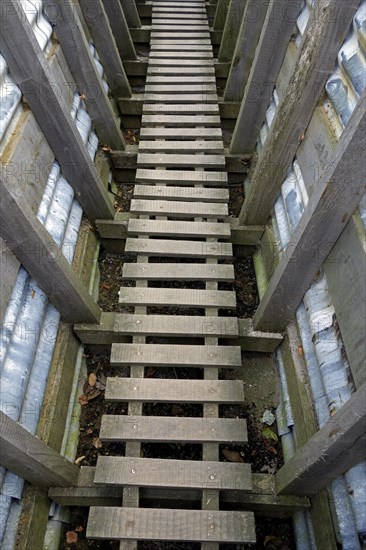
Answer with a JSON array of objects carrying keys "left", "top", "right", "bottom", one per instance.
[
  {"left": 87, "top": 508, "right": 255, "bottom": 543},
  {"left": 146, "top": 75, "right": 216, "bottom": 83},
  {"left": 100, "top": 416, "right": 247, "bottom": 443},
  {"left": 95, "top": 456, "right": 251, "bottom": 489},
  {"left": 127, "top": 219, "right": 231, "bottom": 238},
  {"left": 147, "top": 66, "right": 215, "bottom": 75},
  {"left": 122, "top": 262, "right": 234, "bottom": 280},
  {"left": 152, "top": 18, "right": 208, "bottom": 25},
  {"left": 136, "top": 168, "right": 228, "bottom": 185},
  {"left": 133, "top": 185, "right": 229, "bottom": 202},
  {"left": 151, "top": 24, "right": 209, "bottom": 31},
  {"left": 125, "top": 238, "right": 233, "bottom": 258},
  {"left": 143, "top": 93, "right": 218, "bottom": 103},
  {"left": 137, "top": 153, "right": 225, "bottom": 168},
  {"left": 150, "top": 39, "right": 212, "bottom": 46},
  {"left": 138, "top": 140, "right": 223, "bottom": 151},
  {"left": 130, "top": 199, "right": 228, "bottom": 218},
  {"left": 105, "top": 379, "right": 245, "bottom": 403},
  {"left": 149, "top": 57, "right": 212, "bottom": 65},
  {"left": 153, "top": 9, "right": 207, "bottom": 15},
  {"left": 144, "top": 85, "right": 217, "bottom": 95},
  {"left": 110, "top": 344, "right": 241, "bottom": 367},
  {"left": 142, "top": 114, "right": 221, "bottom": 127},
  {"left": 0, "top": 1, "right": 114, "bottom": 222},
  {"left": 143, "top": 103, "right": 219, "bottom": 114},
  {"left": 150, "top": 44, "right": 212, "bottom": 51},
  {"left": 0, "top": 411, "right": 79, "bottom": 489},
  {"left": 119, "top": 287, "right": 237, "bottom": 308}
]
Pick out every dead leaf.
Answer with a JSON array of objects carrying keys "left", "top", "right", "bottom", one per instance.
[
  {"left": 88, "top": 373, "right": 97, "bottom": 387},
  {"left": 75, "top": 526, "right": 84, "bottom": 532},
  {"left": 86, "top": 389, "right": 102, "bottom": 401},
  {"left": 101, "top": 145, "right": 112, "bottom": 152},
  {"left": 66, "top": 531, "right": 78, "bottom": 544},
  {"left": 98, "top": 372, "right": 107, "bottom": 385},
  {"left": 93, "top": 437, "right": 102, "bottom": 449},
  {"left": 260, "top": 464, "right": 277, "bottom": 475},
  {"left": 297, "top": 345, "right": 304, "bottom": 356},
  {"left": 31, "top": 289, "right": 36, "bottom": 299},
  {"left": 299, "top": 132, "right": 305, "bottom": 143},
  {"left": 95, "top": 381, "right": 106, "bottom": 390},
  {"left": 264, "top": 535, "right": 281, "bottom": 547},
  {"left": 75, "top": 456, "right": 85, "bottom": 465},
  {"left": 222, "top": 449, "right": 245, "bottom": 463},
  {"left": 80, "top": 94, "right": 86, "bottom": 100},
  {"left": 145, "top": 367, "right": 155, "bottom": 378},
  {"left": 99, "top": 282, "right": 110, "bottom": 291},
  {"left": 86, "top": 428, "right": 93, "bottom": 435},
  {"left": 262, "top": 427, "right": 278, "bottom": 443},
  {"left": 78, "top": 395, "right": 89, "bottom": 406}
]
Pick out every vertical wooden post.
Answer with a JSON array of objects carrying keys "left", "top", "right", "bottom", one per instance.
[
  {"left": 102, "top": 0, "right": 137, "bottom": 61},
  {"left": 78, "top": 0, "right": 132, "bottom": 98},
  {"left": 44, "top": 0, "right": 125, "bottom": 150},
  {"left": 229, "top": 0, "right": 303, "bottom": 148},
  {"left": 0, "top": 0, "right": 114, "bottom": 222},
  {"left": 238, "top": 0, "right": 359, "bottom": 225},
  {"left": 213, "top": 0, "right": 230, "bottom": 30},
  {"left": 120, "top": 0, "right": 141, "bottom": 28},
  {"left": 218, "top": 0, "right": 247, "bottom": 62}
]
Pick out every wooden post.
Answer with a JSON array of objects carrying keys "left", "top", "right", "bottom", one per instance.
[
  {"left": 0, "top": 411, "right": 79, "bottom": 488},
  {"left": 276, "top": 384, "right": 366, "bottom": 496},
  {"left": 120, "top": 0, "right": 141, "bottom": 28},
  {"left": 253, "top": 91, "right": 366, "bottom": 332},
  {"left": 213, "top": 0, "right": 230, "bottom": 30},
  {"left": 0, "top": 171, "right": 102, "bottom": 324},
  {"left": 218, "top": 0, "right": 247, "bottom": 63},
  {"left": 228, "top": 0, "right": 302, "bottom": 133},
  {"left": 238, "top": 0, "right": 359, "bottom": 225},
  {"left": 102, "top": 0, "right": 137, "bottom": 61},
  {"left": 78, "top": 0, "right": 132, "bottom": 98},
  {"left": 43, "top": 0, "right": 125, "bottom": 150},
  {"left": 0, "top": 0, "right": 115, "bottom": 222}
]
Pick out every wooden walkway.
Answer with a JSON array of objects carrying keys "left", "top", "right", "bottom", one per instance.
[{"left": 87, "top": 0, "right": 256, "bottom": 545}]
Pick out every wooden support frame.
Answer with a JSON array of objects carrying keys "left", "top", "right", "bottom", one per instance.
[
  {"left": 218, "top": 0, "right": 247, "bottom": 62},
  {"left": 78, "top": 0, "right": 132, "bottom": 98},
  {"left": 238, "top": 0, "right": 360, "bottom": 225},
  {"left": 0, "top": 411, "right": 79, "bottom": 489},
  {"left": 120, "top": 0, "right": 141, "bottom": 28},
  {"left": 253, "top": 92, "right": 366, "bottom": 332},
  {"left": 276, "top": 384, "right": 366, "bottom": 496},
  {"left": 0, "top": 171, "right": 101, "bottom": 324},
  {"left": 0, "top": 0, "right": 115, "bottom": 222},
  {"left": 101, "top": 0, "right": 137, "bottom": 60},
  {"left": 229, "top": 0, "right": 303, "bottom": 143},
  {"left": 43, "top": 0, "right": 125, "bottom": 150},
  {"left": 213, "top": 0, "right": 230, "bottom": 30}
]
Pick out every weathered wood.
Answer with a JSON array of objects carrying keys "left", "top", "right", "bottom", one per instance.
[
  {"left": 100, "top": 416, "right": 247, "bottom": 443},
  {"left": 276, "top": 384, "right": 366, "bottom": 496},
  {"left": 142, "top": 114, "right": 220, "bottom": 126},
  {"left": 144, "top": 84, "right": 217, "bottom": 94},
  {"left": 231, "top": 318, "right": 283, "bottom": 352},
  {"left": 78, "top": 0, "right": 132, "bottom": 98},
  {"left": 121, "top": 0, "right": 141, "bottom": 27},
  {"left": 0, "top": 0, "right": 115, "bottom": 222},
  {"left": 229, "top": 0, "right": 303, "bottom": 146},
  {"left": 125, "top": 238, "right": 233, "bottom": 258},
  {"left": 105, "top": 378, "right": 245, "bottom": 403},
  {"left": 95, "top": 456, "right": 251, "bottom": 489},
  {"left": 128, "top": 219, "right": 231, "bottom": 238},
  {"left": 238, "top": 1, "right": 360, "bottom": 224},
  {"left": 0, "top": 411, "right": 79, "bottom": 488},
  {"left": 229, "top": 221, "right": 265, "bottom": 246},
  {"left": 253, "top": 92, "right": 366, "bottom": 331},
  {"left": 143, "top": 92, "right": 218, "bottom": 102},
  {"left": 139, "top": 140, "right": 223, "bottom": 151},
  {"left": 119, "top": 287, "right": 237, "bottom": 308},
  {"left": 213, "top": 0, "right": 230, "bottom": 29},
  {"left": 0, "top": 171, "right": 101, "bottom": 324},
  {"left": 136, "top": 168, "right": 228, "bottom": 185},
  {"left": 137, "top": 152, "right": 224, "bottom": 167},
  {"left": 43, "top": 0, "right": 125, "bottom": 149},
  {"left": 146, "top": 75, "right": 216, "bottom": 83},
  {"left": 122, "top": 262, "right": 233, "bottom": 280},
  {"left": 150, "top": 51, "right": 212, "bottom": 58},
  {"left": 218, "top": 0, "right": 247, "bottom": 62},
  {"left": 87, "top": 508, "right": 255, "bottom": 543},
  {"left": 130, "top": 199, "right": 227, "bottom": 218},
  {"left": 133, "top": 185, "right": 229, "bottom": 202},
  {"left": 111, "top": 344, "right": 241, "bottom": 367},
  {"left": 102, "top": 0, "right": 137, "bottom": 60}
]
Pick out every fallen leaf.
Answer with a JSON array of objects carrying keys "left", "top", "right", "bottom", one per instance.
[
  {"left": 86, "top": 389, "right": 102, "bottom": 401},
  {"left": 264, "top": 535, "right": 281, "bottom": 547},
  {"left": 299, "top": 132, "right": 305, "bottom": 142},
  {"left": 88, "top": 373, "right": 97, "bottom": 387},
  {"left": 80, "top": 94, "right": 86, "bottom": 100},
  {"left": 145, "top": 367, "right": 155, "bottom": 378},
  {"left": 262, "top": 427, "right": 278, "bottom": 443},
  {"left": 75, "top": 456, "right": 85, "bottom": 465},
  {"left": 99, "top": 282, "right": 110, "bottom": 291},
  {"left": 66, "top": 531, "right": 78, "bottom": 544},
  {"left": 75, "top": 526, "right": 84, "bottom": 532},
  {"left": 101, "top": 145, "right": 112, "bottom": 152},
  {"left": 86, "top": 428, "right": 93, "bottom": 435},
  {"left": 222, "top": 449, "right": 245, "bottom": 463},
  {"left": 78, "top": 395, "right": 89, "bottom": 406},
  {"left": 260, "top": 464, "right": 277, "bottom": 475},
  {"left": 260, "top": 409, "right": 276, "bottom": 426},
  {"left": 95, "top": 381, "right": 106, "bottom": 390},
  {"left": 31, "top": 289, "right": 36, "bottom": 299},
  {"left": 93, "top": 437, "right": 102, "bottom": 449}
]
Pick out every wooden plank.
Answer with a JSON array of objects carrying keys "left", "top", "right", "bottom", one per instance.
[
  {"left": 233, "top": 318, "right": 283, "bottom": 353},
  {"left": 218, "top": 0, "right": 247, "bottom": 62},
  {"left": 137, "top": 153, "right": 224, "bottom": 167},
  {"left": 150, "top": 39, "right": 212, "bottom": 46},
  {"left": 147, "top": 66, "right": 215, "bottom": 75},
  {"left": 43, "top": 0, "right": 125, "bottom": 149},
  {"left": 120, "top": 0, "right": 141, "bottom": 28},
  {"left": 276, "top": 384, "right": 366, "bottom": 497},
  {"left": 152, "top": 18, "right": 208, "bottom": 26},
  {"left": 140, "top": 126, "right": 222, "bottom": 141},
  {"left": 125, "top": 238, "right": 233, "bottom": 258},
  {"left": 144, "top": 85, "right": 217, "bottom": 94},
  {"left": 133, "top": 185, "right": 229, "bottom": 203},
  {"left": 105, "top": 378, "right": 245, "bottom": 403},
  {"left": 143, "top": 93, "right": 218, "bottom": 102},
  {"left": 142, "top": 103, "right": 220, "bottom": 114},
  {"left": 148, "top": 59, "right": 213, "bottom": 67},
  {"left": 110, "top": 344, "right": 241, "bottom": 367},
  {"left": 151, "top": 44, "right": 212, "bottom": 50},
  {"left": 78, "top": 0, "right": 132, "bottom": 98},
  {"left": 87, "top": 508, "right": 255, "bottom": 543},
  {"left": 139, "top": 140, "right": 223, "bottom": 151},
  {"left": 151, "top": 24, "right": 209, "bottom": 31},
  {"left": 142, "top": 114, "right": 221, "bottom": 126},
  {"left": 0, "top": 411, "right": 79, "bottom": 489},
  {"left": 119, "top": 287, "right": 237, "bottom": 308},
  {"left": 0, "top": 171, "right": 101, "bottom": 324},
  {"left": 146, "top": 75, "right": 216, "bottom": 83},
  {"left": 136, "top": 168, "right": 228, "bottom": 185},
  {"left": 127, "top": 219, "right": 231, "bottom": 238},
  {"left": 122, "top": 262, "right": 233, "bottom": 280},
  {"left": 229, "top": 0, "right": 302, "bottom": 145},
  {"left": 130, "top": 199, "right": 228, "bottom": 218},
  {"left": 153, "top": 9, "right": 207, "bottom": 15},
  {"left": 101, "top": 0, "right": 137, "bottom": 60},
  {"left": 100, "top": 416, "right": 247, "bottom": 443},
  {"left": 213, "top": 0, "right": 230, "bottom": 30},
  {"left": 95, "top": 456, "right": 251, "bottom": 489},
  {"left": 0, "top": 1, "right": 114, "bottom": 222},
  {"left": 74, "top": 312, "right": 239, "bottom": 343},
  {"left": 238, "top": 1, "right": 360, "bottom": 224},
  {"left": 253, "top": 92, "right": 366, "bottom": 331}
]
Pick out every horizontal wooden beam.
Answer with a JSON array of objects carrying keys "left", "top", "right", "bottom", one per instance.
[
  {"left": 0, "top": 0, "right": 114, "bottom": 222},
  {"left": 0, "top": 171, "right": 101, "bottom": 324},
  {"left": 276, "top": 384, "right": 366, "bottom": 496},
  {"left": 129, "top": 27, "right": 223, "bottom": 45},
  {"left": 0, "top": 411, "right": 79, "bottom": 489},
  {"left": 253, "top": 91, "right": 366, "bottom": 332},
  {"left": 43, "top": 0, "right": 125, "bottom": 149},
  {"left": 119, "top": 96, "right": 238, "bottom": 118},
  {"left": 238, "top": 0, "right": 359, "bottom": 225}
]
